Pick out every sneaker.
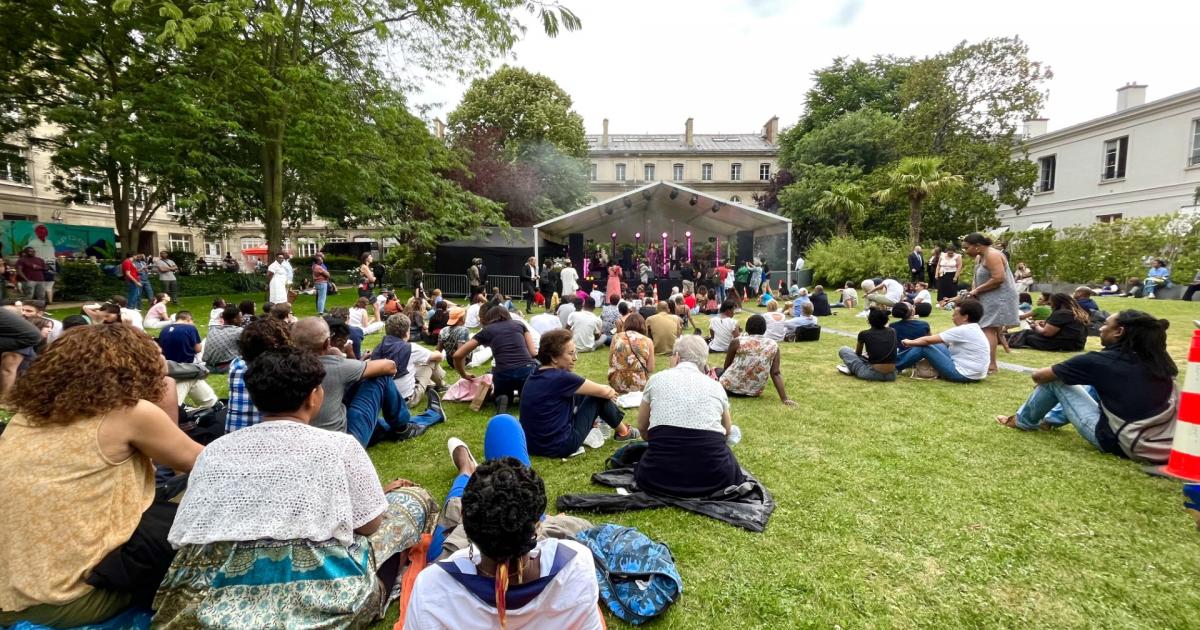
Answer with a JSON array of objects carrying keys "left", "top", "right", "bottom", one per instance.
[
  {"left": 568, "top": 446, "right": 586, "bottom": 458},
  {"left": 390, "top": 423, "right": 428, "bottom": 442},
  {"left": 1146, "top": 293, "right": 1155, "bottom": 299},
  {"left": 614, "top": 427, "right": 641, "bottom": 442},
  {"left": 447, "top": 437, "right": 478, "bottom": 469},
  {"left": 494, "top": 394, "right": 509, "bottom": 415},
  {"left": 836, "top": 365, "right": 851, "bottom": 375},
  {"left": 583, "top": 427, "right": 605, "bottom": 448},
  {"left": 426, "top": 388, "right": 446, "bottom": 422},
  {"left": 855, "top": 309, "right": 869, "bottom": 318}
]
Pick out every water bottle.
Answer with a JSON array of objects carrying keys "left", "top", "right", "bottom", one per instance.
[{"left": 727, "top": 424, "right": 742, "bottom": 446}]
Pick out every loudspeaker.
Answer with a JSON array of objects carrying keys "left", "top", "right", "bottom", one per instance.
[
  {"left": 735, "top": 231, "right": 754, "bottom": 265},
  {"left": 568, "top": 233, "right": 584, "bottom": 271}
]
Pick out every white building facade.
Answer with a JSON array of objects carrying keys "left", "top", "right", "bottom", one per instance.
[{"left": 999, "top": 84, "right": 1200, "bottom": 231}]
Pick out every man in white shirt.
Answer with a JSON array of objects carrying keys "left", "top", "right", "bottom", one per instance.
[
  {"left": 794, "top": 255, "right": 805, "bottom": 271},
  {"left": 912, "top": 282, "right": 932, "bottom": 304},
  {"left": 530, "top": 310, "right": 563, "bottom": 336},
  {"left": 862, "top": 278, "right": 904, "bottom": 307},
  {"left": 894, "top": 299, "right": 989, "bottom": 382},
  {"left": 567, "top": 296, "right": 604, "bottom": 352},
  {"left": 707, "top": 300, "right": 741, "bottom": 352},
  {"left": 267, "top": 253, "right": 289, "bottom": 304},
  {"left": 464, "top": 294, "right": 484, "bottom": 329}
]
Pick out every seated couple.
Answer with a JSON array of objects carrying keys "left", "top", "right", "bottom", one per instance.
[
  {"left": 837, "top": 304, "right": 929, "bottom": 380},
  {"left": 997, "top": 310, "right": 1177, "bottom": 462},
  {"left": 1007, "top": 293, "right": 1089, "bottom": 352},
  {"left": 840, "top": 299, "right": 990, "bottom": 382}
]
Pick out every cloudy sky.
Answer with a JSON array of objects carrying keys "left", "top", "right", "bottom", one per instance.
[{"left": 412, "top": 0, "right": 1199, "bottom": 137}]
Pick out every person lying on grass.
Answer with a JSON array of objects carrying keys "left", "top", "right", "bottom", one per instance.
[
  {"left": 837, "top": 307, "right": 896, "bottom": 382},
  {"left": 996, "top": 310, "right": 1177, "bottom": 460},
  {"left": 719, "top": 314, "right": 797, "bottom": 406},
  {"left": 154, "top": 347, "right": 436, "bottom": 628},
  {"left": 517, "top": 328, "right": 640, "bottom": 458},
  {"left": 894, "top": 299, "right": 990, "bottom": 383}
]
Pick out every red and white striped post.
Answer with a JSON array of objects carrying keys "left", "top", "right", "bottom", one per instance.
[{"left": 1146, "top": 329, "right": 1200, "bottom": 481}]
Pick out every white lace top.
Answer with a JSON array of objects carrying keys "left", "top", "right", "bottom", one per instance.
[{"left": 168, "top": 422, "right": 386, "bottom": 548}]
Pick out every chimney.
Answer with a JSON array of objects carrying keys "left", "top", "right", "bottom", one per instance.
[
  {"left": 1116, "top": 83, "right": 1147, "bottom": 112},
  {"left": 602, "top": 118, "right": 609, "bottom": 148},
  {"left": 762, "top": 115, "right": 779, "bottom": 144},
  {"left": 685, "top": 117, "right": 694, "bottom": 148},
  {"left": 433, "top": 118, "right": 445, "bottom": 140},
  {"left": 1022, "top": 118, "right": 1048, "bottom": 138}
]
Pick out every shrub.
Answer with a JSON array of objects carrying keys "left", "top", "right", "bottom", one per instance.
[
  {"left": 804, "top": 236, "right": 909, "bottom": 286},
  {"left": 57, "top": 261, "right": 121, "bottom": 301},
  {"left": 292, "top": 254, "right": 359, "bottom": 271},
  {"left": 168, "top": 250, "right": 198, "bottom": 276}
]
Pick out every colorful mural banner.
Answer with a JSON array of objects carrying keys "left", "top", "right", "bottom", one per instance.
[{"left": 1, "top": 220, "right": 116, "bottom": 260}]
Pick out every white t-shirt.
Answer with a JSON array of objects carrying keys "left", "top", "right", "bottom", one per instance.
[
  {"left": 914, "top": 289, "right": 931, "bottom": 303},
  {"left": 209, "top": 307, "right": 224, "bottom": 327},
  {"left": 881, "top": 279, "right": 904, "bottom": 303},
  {"left": 405, "top": 538, "right": 602, "bottom": 630},
  {"left": 589, "top": 289, "right": 605, "bottom": 308},
  {"left": 529, "top": 312, "right": 563, "bottom": 336},
  {"left": 395, "top": 342, "right": 432, "bottom": 400},
  {"left": 121, "top": 307, "right": 144, "bottom": 330},
  {"left": 709, "top": 315, "right": 739, "bottom": 352},
  {"left": 938, "top": 322, "right": 990, "bottom": 381},
  {"left": 375, "top": 294, "right": 388, "bottom": 312},
  {"left": 464, "top": 303, "right": 482, "bottom": 329},
  {"left": 168, "top": 422, "right": 386, "bottom": 548},
  {"left": 763, "top": 311, "right": 788, "bottom": 342},
  {"left": 567, "top": 310, "right": 603, "bottom": 352},
  {"left": 348, "top": 307, "right": 369, "bottom": 329},
  {"left": 556, "top": 303, "right": 575, "bottom": 328}
]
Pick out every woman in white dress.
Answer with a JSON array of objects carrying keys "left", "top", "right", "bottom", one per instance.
[
  {"left": 267, "top": 253, "right": 289, "bottom": 304},
  {"left": 560, "top": 264, "right": 579, "bottom": 297}
]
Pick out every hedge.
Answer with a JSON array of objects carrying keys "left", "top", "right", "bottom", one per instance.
[{"left": 56, "top": 262, "right": 268, "bottom": 301}]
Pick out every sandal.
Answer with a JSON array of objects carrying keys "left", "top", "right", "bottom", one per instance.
[{"left": 995, "top": 415, "right": 1018, "bottom": 429}]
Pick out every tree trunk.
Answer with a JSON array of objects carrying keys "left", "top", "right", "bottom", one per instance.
[
  {"left": 109, "top": 171, "right": 141, "bottom": 256},
  {"left": 909, "top": 196, "right": 922, "bottom": 246},
  {"left": 836, "top": 212, "right": 848, "bottom": 238},
  {"left": 261, "top": 121, "right": 285, "bottom": 256}
]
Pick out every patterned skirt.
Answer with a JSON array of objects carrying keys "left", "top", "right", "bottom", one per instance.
[{"left": 153, "top": 487, "right": 436, "bottom": 630}]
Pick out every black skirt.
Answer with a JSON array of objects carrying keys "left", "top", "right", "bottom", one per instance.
[{"left": 635, "top": 425, "right": 743, "bottom": 498}]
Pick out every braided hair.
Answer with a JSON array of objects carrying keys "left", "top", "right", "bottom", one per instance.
[
  {"left": 1113, "top": 310, "right": 1177, "bottom": 380},
  {"left": 462, "top": 458, "right": 547, "bottom": 629}
]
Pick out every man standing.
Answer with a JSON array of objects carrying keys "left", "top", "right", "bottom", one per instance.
[
  {"left": 908, "top": 245, "right": 924, "bottom": 283},
  {"left": 121, "top": 253, "right": 142, "bottom": 309},
  {"left": 281, "top": 252, "right": 294, "bottom": 291},
  {"left": 156, "top": 250, "right": 180, "bottom": 303},
  {"left": 135, "top": 253, "right": 154, "bottom": 303},
  {"left": 15, "top": 247, "right": 47, "bottom": 301},
  {"left": 521, "top": 256, "right": 539, "bottom": 314},
  {"left": 734, "top": 261, "right": 751, "bottom": 300},
  {"left": 468, "top": 258, "right": 483, "bottom": 298},
  {"left": 312, "top": 252, "right": 331, "bottom": 313},
  {"left": 560, "top": 262, "right": 579, "bottom": 298}
]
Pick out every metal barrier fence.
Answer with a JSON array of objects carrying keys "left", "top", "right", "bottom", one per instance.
[{"left": 420, "top": 273, "right": 522, "bottom": 298}]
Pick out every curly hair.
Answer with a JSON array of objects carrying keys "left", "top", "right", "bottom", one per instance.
[
  {"left": 462, "top": 457, "right": 546, "bottom": 564},
  {"left": 237, "top": 318, "right": 292, "bottom": 363},
  {"left": 7, "top": 324, "right": 166, "bottom": 424},
  {"left": 244, "top": 348, "right": 326, "bottom": 413}
]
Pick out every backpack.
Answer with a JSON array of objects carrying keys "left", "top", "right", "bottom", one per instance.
[
  {"left": 575, "top": 524, "right": 683, "bottom": 626},
  {"left": 1104, "top": 388, "right": 1179, "bottom": 464},
  {"left": 1088, "top": 309, "right": 1110, "bottom": 336}
]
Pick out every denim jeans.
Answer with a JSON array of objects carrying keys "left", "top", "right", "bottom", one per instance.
[
  {"left": 1142, "top": 279, "right": 1171, "bottom": 297},
  {"left": 126, "top": 280, "right": 142, "bottom": 310},
  {"left": 492, "top": 362, "right": 537, "bottom": 401},
  {"left": 838, "top": 346, "right": 896, "bottom": 381},
  {"left": 141, "top": 278, "right": 154, "bottom": 301},
  {"left": 1014, "top": 381, "right": 1102, "bottom": 449},
  {"left": 716, "top": 284, "right": 726, "bottom": 303},
  {"left": 315, "top": 282, "right": 328, "bottom": 313},
  {"left": 894, "top": 344, "right": 976, "bottom": 382},
  {"left": 344, "top": 375, "right": 441, "bottom": 447}
]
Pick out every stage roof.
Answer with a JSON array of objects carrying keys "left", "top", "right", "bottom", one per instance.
[{"left": 533, "top": 182, "right": 790, "bottom": 243}]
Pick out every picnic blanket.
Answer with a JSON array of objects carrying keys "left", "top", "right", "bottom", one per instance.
[{"left": 556, "top": 466, "right": 775, "bottom": 533}]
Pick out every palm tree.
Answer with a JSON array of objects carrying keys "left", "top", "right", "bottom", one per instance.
[
  {"left": 812, "top": 183, "right": 869, "bottom": 237},
  {"left": 874, "top": 157, "right": 963, "bottom": 245}
]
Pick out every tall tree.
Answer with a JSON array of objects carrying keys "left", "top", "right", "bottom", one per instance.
[
  {"left": 162, "top": 0, "right": 581, "bottom": 255},
  {"left": 0, "top": 0, "right": 219, "bottom": 254},
  {"left": 447, "top": 65, "right": 589, "bottom": 225},
  {"left": 812, "top": 183, "right": 869, "bottom": 238},
  {"left": 791, "top": 55, "right": 912, "bottom": 136},
  {"left": 873, "top": 157, "right": 962, "bottom": 245}
]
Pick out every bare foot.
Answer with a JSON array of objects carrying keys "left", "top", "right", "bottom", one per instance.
[{"left": 995, "top": 415, "right": 1018, "bottom": 428}]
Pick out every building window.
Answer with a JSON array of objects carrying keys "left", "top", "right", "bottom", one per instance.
[
  {"left": 204, "top": 241, "right": 221, "bottom": 258},
  {"left": 1037, "top": 155, "right": 1056, "bottom": 192},
  {"left": 240, "top": 237, "right": 263, "bottom": 251},
  {"left": 615, "top": 163, "right": 626, "bottom": 181},
  {"left": 1101, "top": 136, "right": 1128, "bottom": 180},
  {"left": 168, "top": 233, "right": 193, "bottom": 252},
  {"left": 673, "top": 163, "right": 684, "bottom": 181},
  {"left": 644, "top": 163, "right": 655, "bottom": 181},
  {"left": 0, "top": 144, "right": 30, "bottom": 184},
  {"left": 759, "top": 163, "right": 772, "bottom": 180},
  {"left": 1096, "top": 213, "right": 1124, "bottom": 223},
  {"left": 701, "top": 163, "right": 713, "bottom": 181},
  {"left": 730, "top": 195, "right": 742, "bottom": 203},
  {"left": 589, "top": 163, "right": 597, "bottom": 181},
  {"left": 730, "top": 163, "right": 742, "bottom": 181},
  {"left": 296, "top": 238, "right": 318, "bottom": 256},
  {"left": 74, "top": 175, "right": 106, "bottom": 205},
  {"left": 1190, "top": 120, "right": 1200, "bottom": 166}
]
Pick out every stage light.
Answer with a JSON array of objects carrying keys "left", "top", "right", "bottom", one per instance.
[
  {"left": 711, "top": 202, "right": 722, "bottom": 213},
  {"left": 634, "top": 232, "right": 641, "bottom": 239},
  {"left": 661, "top": 232, "right": 668, "bottom": 239},
  {"left": 689, "top": 194, "right": 698, "bottom": 206},
  {"left": 669, "top": 189, "right": 679, "bottom": 200},
  {"left": 623, "top": 197, "right": 633, "bottom": 209},
  {"left": 610, "top": 232, "right": 617, "bottom": 239},
  {"left": 685, "top": 231, "right": 692, "bottom": 238}
]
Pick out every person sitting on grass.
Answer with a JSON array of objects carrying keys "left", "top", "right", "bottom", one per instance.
[
  {"left": 158, "top": 311, "right": 202, "bottom": 364},
  {"left": 0, "top": 306, "right": 42, "bottom": 401},
  {"left": 0, "top": 324, "right": 201, "bottom": 628},
  {"left": 209, "top": 298, "right": 226, "bottom": 327},
  {"left": 646, "top": 300, "right": 683, "bottom": 356},
  {"left": 810, "top": 285, "right": 832, "bottom": 317},
  {"left": 201, "top": 305, "right": 243, "bottom": 374},
  {"left": 154, "top": 347, "right": 437, "bottom": 628},
  {"left": 349, "top": 296, "right": 385, "bottom": 335},
  {"left": 837, "top": 307, "right": 897, "bottom": 382},
  {"left": 144, "top": 293, "right": 173, "bottom": 329},
  {"left": 427, "top": 300, "right": 450, "bottom": 337},
  {"left": 435, "top": 307, "right": 469, "bottom": 367},
  {"left": 226, "top": 317, "right": 293, "bottom": 433},
  {"left": 85, "top": 295, "right": 144, "bottom": 329},
  {"left": 517, "top": 329, "right": 640, "bottom": 458},
  {"left": 293, "top": 316, "right": 441, "bottom": 447},
  {"left": 608, "top": 312, "right": 654, "bottom": 394},
  {"left": 894, "top": 299, "right": 990, "bottom": 383},
  {"left": 762, "top": 300, "right": 789, "bottom": 342},
  {"left": 371, "top": 313, "right": 446, "bottom": 407},
  {"left": 995, "top": 310, "right": 1177, "bottom": 460},
  {"left": 567, "top": 296, "right": 605, "bottom": 353},
  {"left": 889, "top": 302, "right": 930, "bottom": 351},
  {"left": 861, "top": 278, "right": 904, "bottom": 309},
  {"left": 719, "top": 314, "right": 797, "bottom": 407},
  {"left": 405, "top": 446, "right": 603, "bottom": 629},
  {"left": 835, "top": 281, "right": 858, "bottom": 309},
  {"left": 784, "top": 301, "right": 819, "bottom": 334},
  {"left": 636, "top": 335, "right": 745, "bottom": 497},
  {"left": 707, "top": 300, "right": 741, "bottom": 353},
  {"left": 1007, "top": 293, "right": 1089, "bottom": 352},
  {"left": 269, "top": 301, "right": 296, "bottom": 324},
  {"left": 1097, "top": 276, "right": 1122, "bottom": 296},
  {"left": 18, "top": 299, "right": 62, "bottom": 343},
  {"left": 1073, "top": 286, "right": 1100, "bottom": 313},
  {"left": 789, "top": 287, "right": 811, "bottom": 316},
  {"left": 910, "top": 282, "right": 933, "bottom": 317}
]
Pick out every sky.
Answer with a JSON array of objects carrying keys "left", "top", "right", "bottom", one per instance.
[{"left": 409, "top": 0, "right": 1199, "bottom": 137}]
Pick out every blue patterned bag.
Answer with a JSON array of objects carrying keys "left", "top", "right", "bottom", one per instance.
[{"left": 575, "top": 524, "right": 683, "bottom": 625}]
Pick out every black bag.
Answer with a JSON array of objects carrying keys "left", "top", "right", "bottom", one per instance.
[
  {"left": 1088, "top": 309, "right": 1110, "bottom": 336},
  {"left": 179, "top": 401, "right": 227, "bottom": 446}
]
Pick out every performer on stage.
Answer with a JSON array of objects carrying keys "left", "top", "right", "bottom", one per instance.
[{"left": 607, "top": 262, "right": 622, "bottom": 300}]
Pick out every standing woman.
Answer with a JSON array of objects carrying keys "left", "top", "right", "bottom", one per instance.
[
  {"left": 936, "top": 245, "right": 961, "bottom": 301},
  {"left": 358, "top": 252, "right": 376, "bottom": 299},
  {"left": 606, "top": 259, "right": 622, "bottom": 301},
  {"left": 926, "top": 246, "right": 941, "bottom": 287},
  {"left": 962, "top": 232, "right": 1020, "bottom": 374}
]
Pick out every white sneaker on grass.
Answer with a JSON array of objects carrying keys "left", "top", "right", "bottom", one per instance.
[{"left": 836, "top": 365, "right": 851, "bottom": 375}]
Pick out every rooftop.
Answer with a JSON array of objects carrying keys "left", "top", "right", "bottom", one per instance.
[{"left": 586, "top": 133, "right": 777, "bottom": 153}]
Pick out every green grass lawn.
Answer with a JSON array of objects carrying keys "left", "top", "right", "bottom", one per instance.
[{"left": 48, "top": 291, "right": 1200, "bottom": 628}]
